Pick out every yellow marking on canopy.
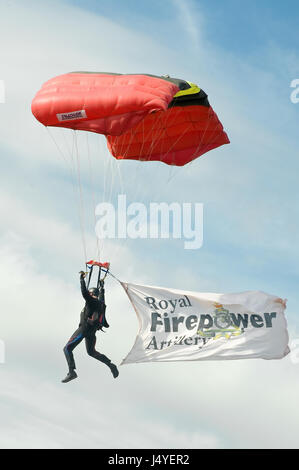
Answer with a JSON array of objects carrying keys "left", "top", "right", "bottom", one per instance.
[{"left": 173, "top": 81, "right": 201, "bottom": 98}]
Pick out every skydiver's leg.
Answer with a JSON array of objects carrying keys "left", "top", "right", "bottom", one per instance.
[
  {"left": 85, "top": 332, "right": 111, "bottom": 364},
  {"left": 85, "top": 332, "right": 119, "bottom": 378},
  {"left": 63, "top": 327, "right": 85, "bottom": 372}
]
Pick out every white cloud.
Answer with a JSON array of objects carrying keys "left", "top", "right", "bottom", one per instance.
[{"left": 171, "top": 0, "right": 202, "bottom": 52}]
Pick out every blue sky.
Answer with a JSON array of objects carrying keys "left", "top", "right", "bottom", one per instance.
[
  {"left": 66, "top": 0, "right": 299, "bottom": 56},
  {"left": 0, "top": 0, "right": 299, "bottom": 449}
]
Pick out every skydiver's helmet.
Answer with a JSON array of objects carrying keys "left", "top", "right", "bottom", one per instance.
[{"left": 89, "top": 287, "right": 99, "bottom": 298}]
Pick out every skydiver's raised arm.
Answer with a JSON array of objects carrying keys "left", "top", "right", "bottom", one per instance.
[{"left": 79, "top": 272, "right": 90, "bottom": 301}]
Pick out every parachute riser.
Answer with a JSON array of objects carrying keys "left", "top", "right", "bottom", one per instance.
[
  {"left": 85, "top": 261, "right": 110, "bottom": 290},
  {"left": 86, "top": 263, "right": 93, "bottom": 290}
]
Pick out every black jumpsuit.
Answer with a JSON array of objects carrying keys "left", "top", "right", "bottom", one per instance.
[{"left": 63, "top": 277, "right": 111, "bottom": 372}]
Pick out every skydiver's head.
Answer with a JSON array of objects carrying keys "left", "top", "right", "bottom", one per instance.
[{"left": 89, "top": 287, "right": 99, "bottom": 299}]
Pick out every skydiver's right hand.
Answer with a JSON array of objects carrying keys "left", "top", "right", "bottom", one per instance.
[{"left": 79, "top": 271, "right": 86, "bottom": 279}]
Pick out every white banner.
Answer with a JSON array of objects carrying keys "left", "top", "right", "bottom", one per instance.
[{"left": 121, "top": 283, "right": 289, "bottom": 364}]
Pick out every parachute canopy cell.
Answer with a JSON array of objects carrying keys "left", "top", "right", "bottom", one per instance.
[{"left": 31, "top": 72, "right": 230, "bottom": 166}]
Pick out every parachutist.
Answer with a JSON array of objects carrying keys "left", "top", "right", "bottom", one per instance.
[{"left": 62, "top": 271, "right": 119, "bottom": 382}]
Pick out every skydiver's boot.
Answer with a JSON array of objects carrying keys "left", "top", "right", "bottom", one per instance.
[
  {"left": 89, "top": 349, "right": 119, "bottom": 378},
  {"left": 109, "top": 363, "right": 119, "bottom": 379},
  {"left": 61, "top": 369, "right": 78, "bottom": 383}
]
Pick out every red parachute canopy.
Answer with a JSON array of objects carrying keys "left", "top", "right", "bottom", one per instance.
[
  {"left": 31, "top": 73, "right": 178, "bottom": 136},
  {"left": 86, "top": 260, "right": 110, "bottom": 270},
  {"left": 31, "top": 72, "right": 229, "bottom": 166}
]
